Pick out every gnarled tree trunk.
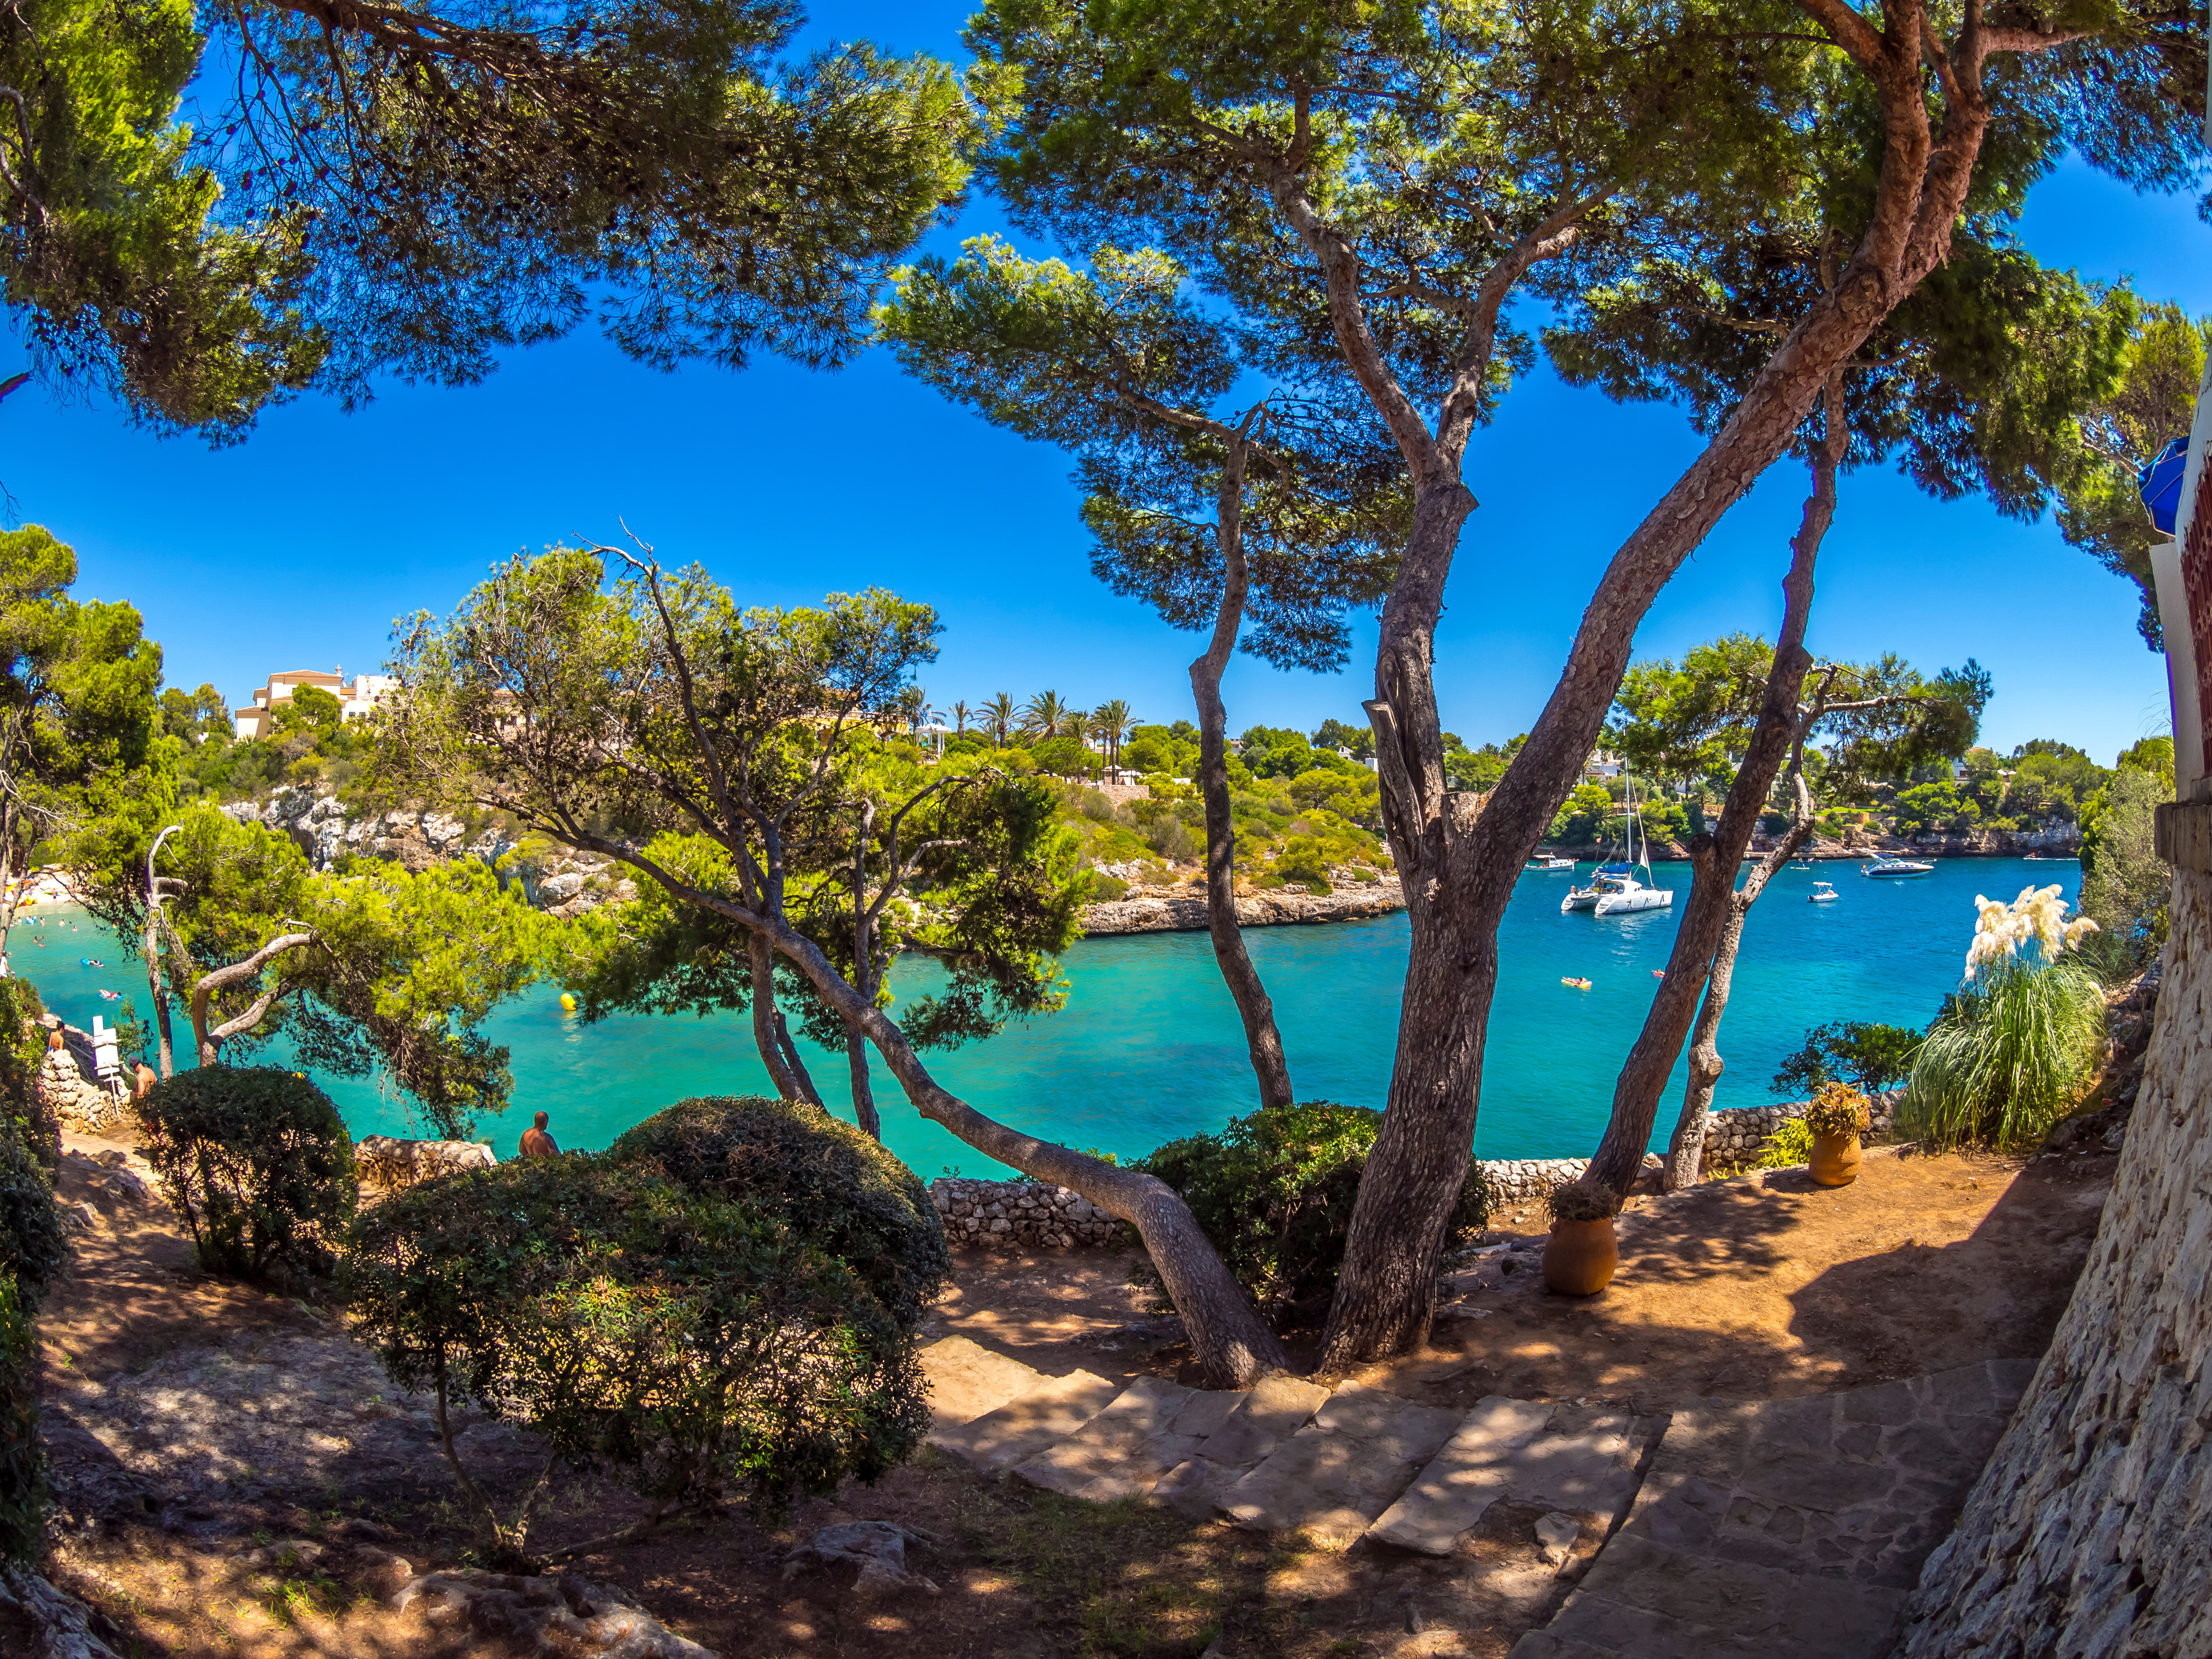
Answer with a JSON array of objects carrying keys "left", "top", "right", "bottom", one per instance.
[
  {"left": 1192, "top": 432, "right": 1294, "bottom": 1110},
  {"left": 603, "top": 843, "right": 1292, "bottom": 1388},
  {"left": 1664, "top": 780, "right": 1819, "bottom": 1189}
]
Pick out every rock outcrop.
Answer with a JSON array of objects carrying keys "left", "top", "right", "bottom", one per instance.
[
  {"left": 354, "top": 1135, "right": 497, "bottom": 1188},
  {"left": 222, "top": 787, "right": 638, "bottom": 916},
  {"left": 1893, "top": 864, "right": 2212, "bottom": 1655},
  {"left": 33, "top": 1044, "right": 125, "bottom": 1134},
  {"left": 1081, "top": 875, "right": 1406, "bottom": 935}
]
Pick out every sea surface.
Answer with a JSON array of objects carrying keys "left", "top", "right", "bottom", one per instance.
[{"left": 18, "top": 857, "right": 2078, "bottom": 1177}]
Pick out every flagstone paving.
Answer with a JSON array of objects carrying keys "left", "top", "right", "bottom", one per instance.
[{"left": 917, "top": 1341, "right": 2033, "bottom": 1658}]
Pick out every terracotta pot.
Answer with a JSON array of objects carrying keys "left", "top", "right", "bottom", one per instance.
[
  {"left": 1810, "top": 1130, "right": 1862, "bottom": 1187},
  {"left": 1543, "top": 1218, "right": 1618, "bottom": 1296}
]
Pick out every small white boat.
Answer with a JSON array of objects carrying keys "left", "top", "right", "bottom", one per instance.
[
  {"left": 1861, "top": 856, "right": 1935, "bottom": 877},
  {"left": 1791, "top": 859, "right": 1814, "bottom": 871},
  {"left": 1528, "top": 856, "right": 1577, "bottom": 871},
  {"left": 1810, "top": 881, "right": 1839, "bottom": 904}
]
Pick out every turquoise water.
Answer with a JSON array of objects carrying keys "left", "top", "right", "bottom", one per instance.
[{"left": 19, "top": 857, "right": 2076, "bottom": 1175}]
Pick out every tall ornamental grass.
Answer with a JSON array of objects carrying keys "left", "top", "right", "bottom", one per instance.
[{"left": 1900, "top": 885, "right": 2108, "bottom": 1151}]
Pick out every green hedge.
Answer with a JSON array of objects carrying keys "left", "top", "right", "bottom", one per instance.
[
  {"left": 343, "top": 1156, "right": 928, "bottom": 1557},
  {"left": 608, "top": 1095, "right": 948, "bottom": 1332},
  {"left": 1135, "top": 1101, "right": 1493, "bottom": 1320},
  {"left": 139, "top": 1067, "right": 356, "bottom": 1284},
  {"left": 0, "top": 1273, "right": 44, "bottom": 1566}
]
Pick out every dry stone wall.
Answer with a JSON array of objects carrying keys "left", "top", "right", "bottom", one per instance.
[
  {"left": 929, "top": 1178, "right": 1126, "bottom": 1248},
  {"left": 1893, "top": 865, "right": 2212, "bottom": 1657},
  {"left": 1698, "top": 1090, "right": 1900, "bottom": 1169}
]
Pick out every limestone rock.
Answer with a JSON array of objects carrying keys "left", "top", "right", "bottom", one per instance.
[
  {"left": 36, "top": 1047, "right": 124, "bottom": 1133},
  {"left": 355, "top": 1135, "right": 496, "bottom": 1188},
  {"left": 1534, "top": 1512, "right": 1580, "bottom": 1568},
  {"left": 392, "top": 1569, "right": 716, "bottom": 1659},
  {"left": 783, "top": 1522, "right": 940, "bottom": 1597},
  {"left": 0, "top": 1568, "right": 127, "bottom": 1659}
]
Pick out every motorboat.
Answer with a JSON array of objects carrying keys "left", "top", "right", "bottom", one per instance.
[
  {"left": 1810, "top": 881, "right": 1839, "bottom": 904},
  {"left": 1564, "top": 764, "right": 1675, "bottom": 916},
  {"left": 1527, "top": 855, "right": 1577, "bottom": 871},
  {"left": 1861, "top": 856, "right": 1935, "bottom": 877}
]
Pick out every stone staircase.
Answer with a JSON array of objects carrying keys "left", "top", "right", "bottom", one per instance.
[{"left": 918, "top": 1338, "right": 2033, "bottom": 1657}]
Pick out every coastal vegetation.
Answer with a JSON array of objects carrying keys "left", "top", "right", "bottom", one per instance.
[
  {"left": 137, "top": 1066, "right": 356, "bottom": 1285},
  {"left": 343, "top": 1151, "right": 928, "bottom": 1566},
  {"left": 1901, "top": 885, "right": 2110, "bottom": 1152},
  {"left": 1133, "top": 1100, "right": 1491, "bottom": 1323}
]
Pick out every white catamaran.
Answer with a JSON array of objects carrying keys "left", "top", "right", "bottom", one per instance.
[{"left": 1563, "top": 766, "right": 1676, "bottom": 917}]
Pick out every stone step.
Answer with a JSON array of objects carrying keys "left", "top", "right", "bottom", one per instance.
[
  {"left": 1151, "top": 1374, "right": 1332, "bottom": 1520},
  {"left": 1012, "top": 1375, "right": 1244, "bottom": 1503},
  {"left": 929, "top": 1367, "right": 1123, "bottom": 1472},
  {"left": 1369, "top": 1398, "right": 1659, "bottom": 1555},
  {"left": 1217, "top": 1380, "right": 1464, "bottom": 1543},
  {"left": 916, "top": 1335, "right": 1050, "bottom": 1433}
]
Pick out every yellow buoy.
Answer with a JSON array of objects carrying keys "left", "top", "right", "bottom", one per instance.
[{"left": 560, "top": 993, "right": 577, "bottom": 1013}]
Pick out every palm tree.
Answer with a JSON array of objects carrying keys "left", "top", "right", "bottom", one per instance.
[
  {"left": 892, "top": 685, "right": 941, "bottom": 742},
  {"left": 1089, "top": 699, "right": 1137, "bottom": 782},
  {"left": 981, "top": 693, "right": 1016, "bottom": 746},
  {"left": 1019, "top": 690, "right": 1075, "bottom": 741},
  {"left": 949, "top": 699, "right": 973, "bottom": 738}
]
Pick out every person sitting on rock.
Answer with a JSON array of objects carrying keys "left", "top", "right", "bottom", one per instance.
[{"left": 519, "top": 1111, "right": 559, "bottom": 1158}]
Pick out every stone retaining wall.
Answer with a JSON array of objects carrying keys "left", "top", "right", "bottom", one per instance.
[
  {"left": 1478, "top": 1159, "right": 1592, "bottom": 1212},
  {"left": 929, "top": 1177, "right": 1126, "bottom": 1248},
  {"left": 1698, "top": 1090, "right": 1900, "bottom": 1169}
]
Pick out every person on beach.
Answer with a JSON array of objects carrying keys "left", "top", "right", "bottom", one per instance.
[{"left": 520, "top": 1111, "right": 559, "bottom": 1158}]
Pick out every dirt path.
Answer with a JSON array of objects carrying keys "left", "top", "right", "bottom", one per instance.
[{"left": 33, "top": 1135, "right": 2111, "bottom": 1659}]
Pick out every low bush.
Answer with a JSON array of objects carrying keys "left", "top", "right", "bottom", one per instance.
[
  {"left": 139, "top": 1067, "right": 356, "bottom": 1283},
  {"left": 0, "top": 1273, "right": 44, "bottom": 1566},
  {"left": 0, "top": 1122, "right": 65, "bottom": 1311},
  {"left": 1900, "top": 958, "right": 2107, "bottom": 1150},
  {"left": 607, "top": 1095, "right": 949, "bottom": 1332},
  {"left": 1134, "top": 1101, "right": 1491, "bottom": 1321},
  {"left": 1755, "top": 1117, "right": 1816, "bottom": 1169},
  {"left": 344, "top": 1155, "right": 927, "bottom": 1565},
  {"left": 1772, "top": 1020, "right": 1923, "bottom": 1095}
]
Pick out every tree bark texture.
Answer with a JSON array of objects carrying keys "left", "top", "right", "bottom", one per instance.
[
  {"left": 747, "top": 930, "right": 803, "bottom": 1100},
  {"left": 1663, "top": 785, "right": 1819, "bottom": 1191},
  {"left": 845, "top": 1028, "right": 882, "bottom": 1140},
  {"left": 1304, "top": 5, "right": 2012, "bottom": 1364},
  {"left": 1892, "top": 866, "right": 2212, "bottom": 1656},
  {"left": 1587, "top": 411, "right": 1838, "bottom": 1197},
  {"left": 1191, "top": 434, "right": 1295, "bottom": 1110}
]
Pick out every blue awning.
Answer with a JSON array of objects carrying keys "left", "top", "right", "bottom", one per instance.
[{"left": 2140, "top": 436, "right": 2189, "bottom": 534}]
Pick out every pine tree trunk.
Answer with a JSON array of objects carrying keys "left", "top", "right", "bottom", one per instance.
[
  {"left": 1191, "top": 436, "right": 1294, "bottom": 1109},
  {"left": 1587, "top": 419, "right": 1837, "bottom": 1197},
  {"left": 748, "top": 931, "right": 802, "bottom": 1100},
  {"left": 845, "top": 1028, "right": 881, "bottom": 1139}
]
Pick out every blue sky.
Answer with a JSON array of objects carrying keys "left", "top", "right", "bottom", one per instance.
[{"left": 3, "top": 4, "right": 2205, "bottom": 762}]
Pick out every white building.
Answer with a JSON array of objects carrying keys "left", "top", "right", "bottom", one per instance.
[{"left": 234, "top": 670, "right": 398, "bottom": 740}]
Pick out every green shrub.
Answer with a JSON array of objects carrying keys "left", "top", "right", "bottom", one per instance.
[
  {"left": 607, "top": 1095, "right": 948, "bottom": 1332},
  {"left": 1134, "top": 1101, "right": 1491, "bottom": 1320},
  {"left": 0, "top": 1122, "right": 65, "bottom": 1311},
  {"left": 1772, "top": 1020, "right": 1924, "bottom": 1095},
  {"left": 343, "top": 1155, "right": 926, "bottom": 1565},
  {"left": 139, "top": 1067, "right": 356, "bottom": 1283},
  {"left": 1900, "top": 958, "right": 2107, "bottom": 1150},
  {"left": 1755, "top": 1117, "right": 1815, "bottom": 1169},
  {"left": 0, "top": 1273, "right": 45, "bottom": 1566}
]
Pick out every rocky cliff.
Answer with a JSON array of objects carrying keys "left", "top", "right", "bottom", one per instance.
[
  {"left": 222, "top": 787, "right": 637, "bottom": 919},
  {"left": 1081, "top": 876, "right": 1407, "bottom": 935}
]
